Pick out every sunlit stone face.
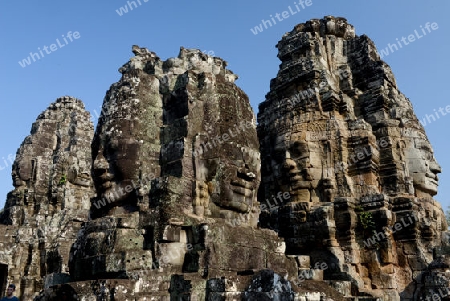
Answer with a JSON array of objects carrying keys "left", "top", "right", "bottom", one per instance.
[
  {"left": 218, "top": 145, "right": 259, "bottom": 213},
  {"left": 405, "top": 137, "right": 441, "bottom": 197},
  {"left": 192, "top": 76, "right": 260, "bottom": 216},
  {"left": 270, "top": 134, "right": 316, "bottom": 203},
  {"left": 197, "top": 142, "right": 260, "bottom": 213},
  {"left": 67, "top": 157, "right": 92, "bottom": 187},
  {"left": 255, "top": 17, "right": 448, "bottom": 299}
]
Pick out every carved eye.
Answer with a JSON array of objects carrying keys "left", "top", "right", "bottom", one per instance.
[
  {"left": 290, "top": 141, "right": 308, "bottom": 160},
  {"left": 424, "top": 151, "right": 434, "bottom": 162},
  {"left": 105, "top": 139, "right": 118, "bottom": 158}
]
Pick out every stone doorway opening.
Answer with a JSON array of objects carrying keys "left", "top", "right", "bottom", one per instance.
[{"left": 0, "top": 263, "right": 8, "bottom": 298}]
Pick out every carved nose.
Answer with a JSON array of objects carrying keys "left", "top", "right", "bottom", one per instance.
[
  {"left": 238, "top": 164, "right": 256, "bottom": 181},
  {"left": 429, "top": 160, "right": 441, "bottom": 175},
  {"left": 282, "top": 159, "right": 297, "bottom": 171},
  {"left": 93, "top": 152, "right": 109, "bottom": 173}
]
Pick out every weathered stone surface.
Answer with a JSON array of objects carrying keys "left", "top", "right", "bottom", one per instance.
[
  {"left": 70, "top": 46, "right": 260, "bottom": 275},
  {"left": 258, "top": 16, "right": 449, "bottom": 300},
  {"left": 2, "top": 16, "right": 449, "bottom": 301},
  {"left": 0, "top": 96, "right": 94, "bottom": 300},
  {"left": 66, "top": 46, "right": 300, "bottom": 299}
]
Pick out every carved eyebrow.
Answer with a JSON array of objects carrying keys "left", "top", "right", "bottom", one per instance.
[{"left": 420, "top": 145, "right": 432, "bottom": 152}]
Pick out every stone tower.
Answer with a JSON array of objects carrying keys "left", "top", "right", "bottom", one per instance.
[
  {"left": 66, "top": 46, "right": 296, "bottom": 300},
  {"left": 0, "top": 96, "right": 94, "bottom": 300},
  {"left": 258, "top": 16, "right": 449, "bottom": 300}
]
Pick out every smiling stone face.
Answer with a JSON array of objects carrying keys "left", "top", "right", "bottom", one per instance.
[
  {"left": 270, "top": 134, "right": 312, "bottom": 203},
  {"left": 192, "top": 87, "right": 260, "bottom": 218},
  {"left": 220, "top": 145, "right": 260, "bottom": 213},
  {"left": 197, "top": 141, "right": 260, "bottom": 214},
  {"left": 92, "top": 129, "right": 142, "bottom": 209},
  {"left": 90, "top": 62, "right": 164, "bottom": 216},
  {"left": 404, "top": 131, "right": 441, "bottom": 197},
  {"left": 90, "top": 47, "right": 261, "bottom": 225}
]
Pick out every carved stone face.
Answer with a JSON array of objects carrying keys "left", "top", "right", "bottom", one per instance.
[
  {"left": 405, "top": 138, "right": 441, "bottom": 197},
  {"left": 93, "top": 132, "right": 141, "bottom": 206},
  {"left": 196, "top": 134, "right": 260, "bottom": 214},
  {"left": 256, "top": 18, "right": 448, "bottom": 299},
  {"left": 11, "top": 162, "right": 27, "bottom": 187},
  {"left": 67, "top": 156, "right": 92, "bottom": 187},
  {"left": 60, "top": 147, "right": 92, "bottom": 187},
  {"left": 308, "top": 19, "right": 321, "bottom": 32},
  {"left": 90, "top": 68, "right": 164, "bottom": 215},
  {"left": 11, "top": 157, "right": 34, "bottom": 188},
  {"left": 271, "top": 134, "right": 313, "bottom": 203},
  {"left": 189, "top": 88, "right": 259, "bottom": 218},
  {"left": 335, "top": 18, "right": 348, "bottom": 37},
  {"left": 325, "top": 16, "right": 336, "bottom": 34},
  {"left": 220, "top": 146, "right": 259, "bottom": 213}
]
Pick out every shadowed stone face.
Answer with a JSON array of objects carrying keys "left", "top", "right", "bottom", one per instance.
[
  {"left": 90, "top": 58, "right": 164, "bottom": 216},
  {"left": 271, "top": 135, "right": 313, "bottom": 203},
  {"left": 0, "top": 96, "right": 94, "bottom": 300},
  {"left": 93, "top": 131, "right": 141, "bottom": 206},
  {"left": 5, "top": 96, "right": 94, "bottom": 214},
  {"left": 11, "top": 160, "right": 31, "bottom": 187}
]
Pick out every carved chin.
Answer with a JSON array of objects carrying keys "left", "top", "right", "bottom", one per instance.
[
  {"left": 100, "top": 183, "right": 130, "bottom": 204},
  {"left": 416, "top": 181, "right": 438, "bottom": 196},
  {"left": 413, "top": 176, "right": 438, "bottom": 196},
  {"left": 13, "top": 178, "right": 24, "bottom": 187},
  {"left": 220, "top": 185, "right": 254, "bottom": 213},
  {"left": 290, "top": 189, "right": 311, "bottom": 203},
  {"left": 69, "top": 172, "right": 92, "bottom": 187}
]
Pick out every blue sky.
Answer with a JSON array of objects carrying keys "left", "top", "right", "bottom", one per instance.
[{"left": 0, "top": 1, "right": 449, "bottom": 210}]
